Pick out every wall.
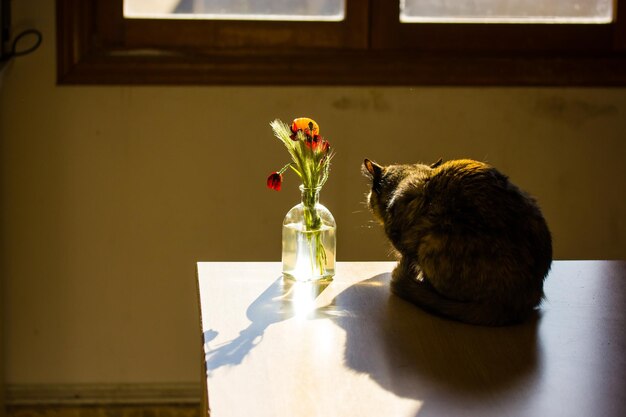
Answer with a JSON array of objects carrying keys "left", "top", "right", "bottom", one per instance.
[
  {"left": 0, "top": 59, "right": 4, "bottom": 412},
  {"left": 1, "top": 1, "right": 625, "bottom": 388}
]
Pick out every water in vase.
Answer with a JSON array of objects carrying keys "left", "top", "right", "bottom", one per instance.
[{"left": 282, "top": 222, "right": 336, "bottom": 281}]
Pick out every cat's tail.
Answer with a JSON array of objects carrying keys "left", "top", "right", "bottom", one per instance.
[{"left": 390, "top": 274, "right": 529, "bottom": 326}]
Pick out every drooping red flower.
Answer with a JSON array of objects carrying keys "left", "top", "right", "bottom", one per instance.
[{"left": 266, "top": 172, "right": 283, "bottom": 191}]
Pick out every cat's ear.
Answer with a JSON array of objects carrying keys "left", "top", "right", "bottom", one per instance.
[
  {"left": 364, "top": 159, "right": 383, "bottom": 178},
  {"left": 430, "top": 158, "right": 443, "bottom": 169}
]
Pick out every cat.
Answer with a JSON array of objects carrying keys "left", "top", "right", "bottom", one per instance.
[{"left": 363, "top": 158, "right": 552, "bottom": 326}]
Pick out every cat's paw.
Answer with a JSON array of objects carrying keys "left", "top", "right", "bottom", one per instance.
[
  {"left": 391, "top": 259, "right": 417, "bottom": 287},
  {"left": 391, "top": 260, "right": 408, "bottom": 280}
]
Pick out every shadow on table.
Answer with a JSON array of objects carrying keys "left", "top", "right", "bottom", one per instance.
[
  {"left": 332, "top": 273, "right": 542, "bottom": 417},
  {"left": 205, "top": 272, "right": 541, "bottom": 416},
  {"left": 204, "top": 276, "right": 333, "bottom": 374}
]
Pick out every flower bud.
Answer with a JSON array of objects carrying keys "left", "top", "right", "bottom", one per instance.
[{"left": 266, "top": 172, "right": 283, "bottom": 191}]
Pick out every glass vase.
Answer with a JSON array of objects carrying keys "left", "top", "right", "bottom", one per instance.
[{"left": 282, "top": 186, "right": 336, "bottom": 281}]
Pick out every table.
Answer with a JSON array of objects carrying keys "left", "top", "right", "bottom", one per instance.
[{"left": 196, "top": 261, "right": 626, "bottom": 417}]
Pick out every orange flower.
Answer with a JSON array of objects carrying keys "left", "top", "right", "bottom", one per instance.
[{"left": 291, "top": 117, "right": 319, "bottom": 138}]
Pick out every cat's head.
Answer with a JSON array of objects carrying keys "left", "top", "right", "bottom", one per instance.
[{"left": 362, "top": 158, "right": 443, "bottom": 223}]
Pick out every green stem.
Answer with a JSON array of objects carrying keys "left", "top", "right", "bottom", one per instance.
[{"left": 301, "top": 186, "right": 326, "bottom": 275}]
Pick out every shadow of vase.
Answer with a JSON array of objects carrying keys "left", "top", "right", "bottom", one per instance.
[{"left": 205, "top": 276, "right": 332, "bottom": 374}]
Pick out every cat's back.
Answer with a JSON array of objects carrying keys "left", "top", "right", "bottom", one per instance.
[
  {"left": 424, "top": 159, "right": 540, "bottom": 231},
  {"left": 428, "top": 159, "right": 509, "bottom": 202},
  {"left": 422, "top": 159, "right": 552, "bottom": 272}
]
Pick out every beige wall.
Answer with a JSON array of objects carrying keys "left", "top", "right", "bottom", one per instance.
[{"left": 1, "top": 1, "right": 625, "bottom": 385}]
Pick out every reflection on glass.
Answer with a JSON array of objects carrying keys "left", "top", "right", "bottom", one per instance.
[
  {"left": 400, "top": 0, "right": 613, "bottom": 23},
  {"left": 125, "top": 0, "right": 345, "bottom": 21}
]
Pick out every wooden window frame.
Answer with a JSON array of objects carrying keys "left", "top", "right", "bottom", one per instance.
[{"left": 57, "top": 0, "right": 626, "bottom": 85}]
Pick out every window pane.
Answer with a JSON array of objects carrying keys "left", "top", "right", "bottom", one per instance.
[
  {"left": 400, "top": 0, "right": 613, "bottom": 23},
  {"left": 124, "top": 0, "right": 345, "bottom": 21}
]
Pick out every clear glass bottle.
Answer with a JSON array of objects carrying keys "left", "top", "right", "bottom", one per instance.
[{"left": 282, "top": 186, "right": 336, "bottom": 281}]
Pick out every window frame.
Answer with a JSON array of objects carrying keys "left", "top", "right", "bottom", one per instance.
[{"left": 56, "top": 0, "right": 626, "bottom": 86}]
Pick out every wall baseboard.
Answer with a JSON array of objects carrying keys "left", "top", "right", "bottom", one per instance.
[{"left": 6, "top": 383, "right": 202, "bottom": 406}]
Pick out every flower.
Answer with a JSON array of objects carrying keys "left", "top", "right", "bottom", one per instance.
[
  {"left": 267, "top": 117, "right": 334, "bottom": 191},
  {"left": 291, "top": 117, "right": 319, "bottom": 137},
  {"left": 304, "top": 135, "right": 331, "bottom": 154},
  {"left": 266, "top": 172, "right": 283, "bottom": 191},
  {"left": 304, "top": 135, "right": 320, "bottom": 150}
]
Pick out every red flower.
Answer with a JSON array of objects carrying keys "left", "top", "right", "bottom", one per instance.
[
  {"left": 305, "top": 135, "right": 331, "bottom": 154},
  {"left": 320, "top": 139, "right": 331, "bottom": 153},
  {"left": 266, "top": 172, "right": 283, "bottom": 191},
  {"left": 304, "top": 135, "right": 319, "bottom": 150}
]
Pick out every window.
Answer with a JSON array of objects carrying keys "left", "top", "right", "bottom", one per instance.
[
  {"left": 56, "top": 0, "right": 626, "bottom": 85},
  {"left": 124, "top": 0, "right": 345, "bottom": 21},
  {"left": 400, "top": 0, "right": 613, "bottom": 24}
]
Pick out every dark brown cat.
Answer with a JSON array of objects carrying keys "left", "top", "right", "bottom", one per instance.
[{"left": 363, "top": 158, "right": 552, "bottom": 326}]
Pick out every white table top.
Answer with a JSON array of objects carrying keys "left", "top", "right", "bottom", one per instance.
[{"left": 197, "top": 261, "right": 626, "bottom": 417}]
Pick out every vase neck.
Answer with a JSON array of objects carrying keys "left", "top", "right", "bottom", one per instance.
[{"left": 300, "top": 186, "right": 321, "bottom": 206}]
